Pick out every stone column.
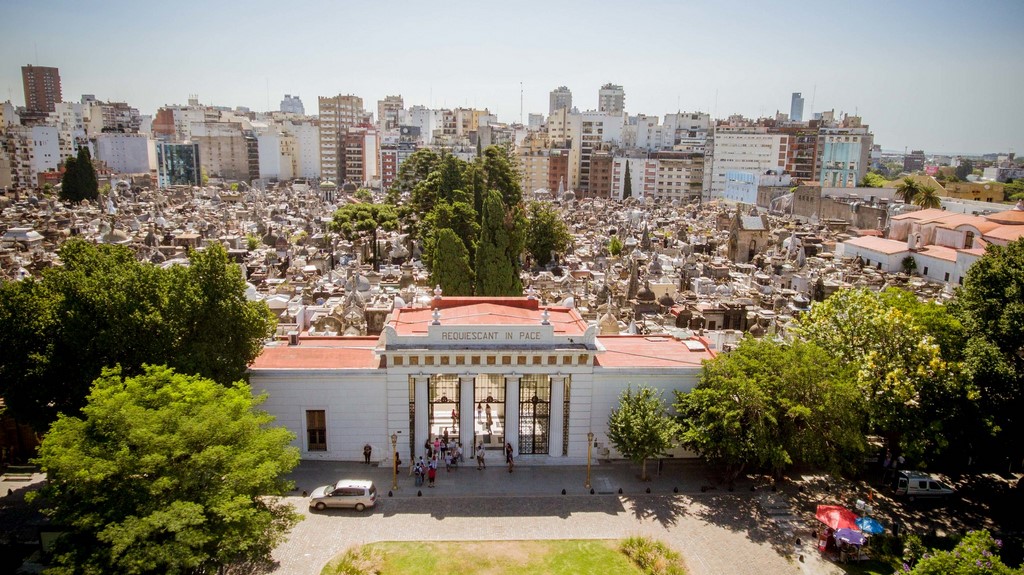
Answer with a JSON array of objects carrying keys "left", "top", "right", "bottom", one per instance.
[
  {"left": 459, "top": 374, "right": 475, "bottom": 452},
  {"left": 413, "top": 374, "right": 429, "bottom": 460},
  {"left": 548, "top": 374, "right": 567, "bottom": 457},
  {"left": 504, "top": 374, "right": 521, "bottom": 454}
]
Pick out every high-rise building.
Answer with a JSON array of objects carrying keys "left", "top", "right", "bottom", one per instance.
[
  {"left": 318, "top": 94, "right": 365, "bottom": 182},
  {"left": 549, "top": 86, "right": 572, "bottom": 116},
  {"left": 377, "top": 95, "right": 404, "bottom": 131},
  {"left": 21, "top": 65, "right": 62, "bottom": 121},
  {"left": 156, "top": 142, "right": 200, "bottom": 187},
  {"left": 280, "top": 95, "right": 305, "bottom": 115},
  {"left": 903, "top": 149, "right": 926, "bottom": 172},
  {"left": 790, "top": 92, "right": 804, "bottom": 122},
  {"left": 598, "top": 83, "right": 625, "bottom": 114}
]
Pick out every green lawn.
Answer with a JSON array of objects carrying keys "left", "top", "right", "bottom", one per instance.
[{"left": 322, "top": 540, "right": 657, "bottom": 575}]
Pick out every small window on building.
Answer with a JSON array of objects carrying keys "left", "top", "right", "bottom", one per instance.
[
  {"left": 440, "top": 356, "right": 450, "bottom": 365},
  {"left": 563, "top": 355, "right": 572, "bottom": 365},
  {"left": 456, "top": 355, "right": 465, "bottom": 365},
  {"left": 944, "top": 272, "right": 950, "bottom": 281},
  {"left": 517, "top": 356, "right": 526, "bottom": 365},
  {"left": 306, "top": 410, "right": 327, "bottom": 451},
  {"left": 708, "top": 321, "right": 716, "bottom": 330},
  {"left": 410, "top": 356, "right": 419, "bottom": 366},
  {"left": 579, "top": 354, "right": 589, "bottom": 364},
  {"left": 487, "top": 356, "right": 496, "bottom": 365},
  {"left": 532, "top": 356, "right": 542, "bottom": 365},
  {"left": 923, "top": 266, "right": 929, "bottom": 275},
  {"left": 393, "top": 356, "right": 404, "bottom": 366},
  {"left": 547, "top": 356, "right": 556, "bottom": 366},
  {"left": 502, "top": 356, "right": 512, "bottom": 365},
  {"left": 425, "top": 356, "right": 435, "bottom": 366},
  {"left": 472, "top": 356, "right": 480, "bottom": 365}
]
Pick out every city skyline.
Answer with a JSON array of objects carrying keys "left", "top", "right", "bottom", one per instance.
[{"left": 1, "top": 0, "right": 1021, "bottom": 155}]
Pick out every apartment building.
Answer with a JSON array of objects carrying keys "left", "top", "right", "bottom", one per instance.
[
  {"left": 651, "top": 151, "right": 705, "bottom": 203},
  {"left": 341, "top": 127, "right": 379, "bottom": 187},
  {"left": 192, "top": 122, "right": 255, "bottom": 182},
  {"left": 588, "top": 151, "right": 614, "bottom": 199},
  {"left": 319, "top": 94, "right": 365, "bottom": 182},
  {"left": 598, "top": 83, "right": 625, "bottom": 114},
  {"left": 549, "top": 86, "right": 572, "bottom": 115},
  {"left": 94, "top": 132, "right": 154, "bottom": 174},
  {"left": 577, "top": 111, "right": 625, "bottom": 195},
  {"left": 612, "top": 157, "right": 657, "bottom": 200},
  {"left": 817, "top": 126, "right": 872, "bottom": 187},
  {"left": 706, "top": 127, "right": 789, "bottom": 198},
  {"left": 280, "top": 95, "right": 305, "bottom": 115},
  {"left": 0, "top": 126, "right": 57, "bottom": 188},
  {"left": 21, "top": 65, "right": 62, "bottom": 123},
  {"left": 377, "top": 95, "right": 404, "bottom": 131}
]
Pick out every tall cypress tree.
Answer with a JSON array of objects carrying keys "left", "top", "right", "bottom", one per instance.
[
  {"left": 59, "top": 147, "right": 99, "bottom": 203},
  {"left": 623, "top": 161, "right": 633, "bottom": 199},
  {"left": 431, "top": 228, "right": 474, "bottom": 296},
  {"left": 475, "top": 190, "right": 521, "bottom": 296}
]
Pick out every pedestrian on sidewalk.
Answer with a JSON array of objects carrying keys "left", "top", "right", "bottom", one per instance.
[
  {"left": 476, "top": 445, "right": 486, "bottom": 469},
  {"left": 428, "top": 457, "right": 438, "bottom": 487},
  {"left": 505, "top": 442, "right": 514, "bottom": 473},
  {"left": 363, "top": 443, "right": 372, "bottom": 464}
]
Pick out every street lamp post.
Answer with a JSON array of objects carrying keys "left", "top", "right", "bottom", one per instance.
[
  {"left": 391, "top": 432, "right": 398, "bottom": 491},
  {"left": 585, "top": 431, "right": 594, "bottom": 490}
]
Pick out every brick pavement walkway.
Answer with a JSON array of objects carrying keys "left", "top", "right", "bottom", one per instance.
[{"left": 271, "top": 460, "right": 845, "bottom": 575}]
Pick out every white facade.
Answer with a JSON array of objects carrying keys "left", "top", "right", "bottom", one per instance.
[
  {"left": 32, "top": 125, "right": 61, "bottom": 178},
  {"left": 598, "top": 83, "right": 625, "bottom": 114},
  {"left": 249, "top": 299, "right": 712, "bottom": 464},
  {"left": 707, "top": 128, "right": 788, "bottom": 197},
  {"left": 257, "top": 131, "right": 294, "bottom": 181},
  {"left": 612, "top": 157, "right": 656, "bottom": 200},
  {"left": 723, "top": 169, "right": 790, "bottom": 205},
  {"left": 402, "top": 106, "right": 439, "bottom": 146},
  {"left": 94, "top": 133, "right": 153, "bottom": 174},
  {"left": 280, "top": 94, "right": 305, "bottom": 115}
]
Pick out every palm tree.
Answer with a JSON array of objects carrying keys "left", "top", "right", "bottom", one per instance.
[
  {"left": 895, "top": 177, "right": 921, "bottom": 204},
  {"left": 913, "top": 185, "right": 942, "bottom": 209}
]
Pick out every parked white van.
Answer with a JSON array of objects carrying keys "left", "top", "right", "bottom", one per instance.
[{"left": 894, "top": 471, "right": 955, "bottom": 500}]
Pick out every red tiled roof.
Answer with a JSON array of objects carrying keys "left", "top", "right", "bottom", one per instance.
[
  {"left": 596, "top": 336, "right": 715, "bottom": 368},
  {"left": 389, "top": 301, "right": 589, "bottom": 336},
  {"left": 889, "top": 208, "right": 949, "bottom": 222},
  {"left": 250, "top": 338, "right": 382, "bottom": 370},
  {"left": 843, "top": 236, "right": 909, "bottom": 255},
  {"left": 985, "top": 226, "right": 1024, "bottom": 242},
  {"left": 916, "top": 245, "right": 958, "bottom": 262}
]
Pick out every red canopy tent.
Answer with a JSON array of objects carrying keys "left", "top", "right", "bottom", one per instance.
[{"left": 815, "top": 505, "right": 860, "bottom": 531}]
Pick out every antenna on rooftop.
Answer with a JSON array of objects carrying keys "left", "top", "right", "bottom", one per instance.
[
  {"left": 520, "top": 81, "right": 523, "bottom": 125},
  {"left": 810, "top": 84, "right": 817, "bottom": 117}
]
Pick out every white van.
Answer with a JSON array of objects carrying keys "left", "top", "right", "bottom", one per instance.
[{"left": 894, "top": 471, "right": 955, "bottom": 501}]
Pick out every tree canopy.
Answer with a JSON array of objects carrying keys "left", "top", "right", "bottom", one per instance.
[
  {"left": 474, "top": 190, "right": 522, "bottom": 296},
  {"left": 59, "top": 147, "right": 99, "bottom": 203},
  {"left": 792, "top": 288, "right": 964, "bottom": 459},
  {"left": 0, "top": 240, "right": 276, "bottom": 430},
  {"left": 676, "top": 337, "right": 865, "bottom": 480},
  {"left": 329, "top": 203, "right": 399, "bottom": 241},
  {"left": 859, "top": 172, "right": 887, "bottom": 188},
  {"left": 949, "top": 238, "right": 1024, "bottom": 464},
  {"left": 32, "top": 365, "right": 300, "bottom": 575},
  {"left": 896, "top": 177, "right": 921, "bottom": 204},
  {"left": 905, "top": 530, "right": 1021, "bottom": 575},
  {"left": 420, "top": 199, "right": 479, "bottom": 271},
  {"left": 525, "top": 201, "right": 573, "bottom": 268},
  {"left": 913, "top": 184, "right": 942, "bottom": 209},
  {"left": 430, "top": 228, "right": 475, "bottom": 296},
  {"left": 607, "top": 385, "right": 679, "bottom": 481},
  {"left": 387, "top": 148, "right": 440, "bottom": 204}
]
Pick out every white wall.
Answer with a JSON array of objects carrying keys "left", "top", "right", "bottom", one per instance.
[
  {"left": 95, "top": 133, "right": 153, "bottom": 174},
  {"left": 252, "top": 370, "right": 389, "bottom": 461}
]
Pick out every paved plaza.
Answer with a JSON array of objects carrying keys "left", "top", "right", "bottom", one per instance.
[{"left": 273, "top": 459, "right": 844, "bottom": 575}]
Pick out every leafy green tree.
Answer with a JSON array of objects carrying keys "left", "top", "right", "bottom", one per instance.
[
  {"left": 623, "top": 161, "right": 633, "bottom": 199},
  {"left": 32, "top": 365, "right": 300, "bottom": 575},
  {"left": 59, "top": 147, "right": 99, "bottom": 203},
  {"left": 0, "top": 240, "right": 275, "bottom": 431},
  {"left": 430, "top": 228, "right": 475, "bottom": 296},
  {"left": 859, "top": 172, "right": 886, "bottom": 188},
  {"left": 1003, "top": 179, "right": 1024, "bottom": 201},
  {"left": 525, "top": 201, "right": 572, "bottom": 267},
  {"left": 482, "top": 145, "right": 522, "bottom": 207},
  {"left": 420, "top": 200, "right": 479, "bottom": 271},
  {"left": 793, "top": 288, "right": 962, "bottom": 459},
  {"left": 676, "top": 338, "right": 864, "bottom": 481},
  {"left": 387, "top": 148, "right": 440, "bottom": 204},
  {"left": 329, "top": 203, "right": 399, "bottom": 241},
  {"left": 949, "top": 238, "right": 1024, "bottom": 465},
  {"left": 896, "top": 177, "right": 921, "bottom": 204},
  {"left": 354, "top": 188, "right": 373, "bottom": 202},
  {"left": 474, "top": 190, "right": 522, "bottom": 296},
  {"left": 955, "top": 159, "right": 974, "bottom": 181},
  {"left": 607, "top": 385, "right": 679, "bottom": 481},
  {"left": 914, "top": 184, "right": 942, "bottom": 209},
  {"left": 164, "top": 244, "right": 277, "bottom": 385},
  {"left": 609, "top": 235, "right": 623, "bottom": 257},
  {"left": 905, "top": 530, "right": 1020, "bottom": 574}
]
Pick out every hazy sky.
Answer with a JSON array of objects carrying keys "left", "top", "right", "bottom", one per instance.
[{"left": 2, "top": 0, "right": 1021, "bottom": 155}]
